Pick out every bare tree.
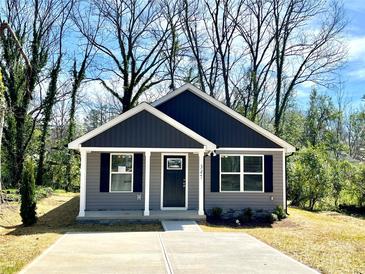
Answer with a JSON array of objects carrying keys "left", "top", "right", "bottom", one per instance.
[
  {"left": 0, "top": 0, "right": 67, "bottom": 189},
  {"left": 203, "top": 0, "right": 241, "bottom": 107},
  {"left": 75, "top": 0, "right": 173, "bottom": 112},
  {"left": 232, "top": 0, "right": 276, "bottom": 121},
  {"left": 272, "top": 0, "right": 346, "bottom": 134},
  {"left": 161, "top": 0, "right": 187, "bottom": 91},
  {"left": 0, "top": 0, "right": 71, "bottom": 225},
  {"left": 36, "top": 0, "right": 73, "bottom": 186},
  {"left": 64, "top": 42, "right": 95, "bottom": 191},
  {"left": 182, "top": 0, "right": 219, "bottom": 96}
]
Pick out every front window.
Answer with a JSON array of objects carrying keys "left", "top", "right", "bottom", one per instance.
[
  {"left": 243, "top": 156, "right": 263, "bottom": 191},
  {"left": 220, "top": 155, "right": 240, "bottom": 191},
  {"left": 220, "top": 155, "right": 264, "bottom": 192},
  {"left": 110, "top": 154, "right": 133, "bottom": 192}
]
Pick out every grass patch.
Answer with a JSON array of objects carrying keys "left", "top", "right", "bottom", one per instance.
[
  {"left": 0, "top": 193, "right": 162, "bottom": 274},
  {"left": 200, "top": 207, "right": 365, "bottom": 274}
]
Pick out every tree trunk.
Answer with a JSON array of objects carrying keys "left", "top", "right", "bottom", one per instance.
[
  {"left": 65, "top": 57, "right": 89, "bottom": 191},
  {"left": 0, "top": 108, "right": 5, "bottom": 203},
  {"left": 35, "top": 56, "right": 62, "bottom": 186}
]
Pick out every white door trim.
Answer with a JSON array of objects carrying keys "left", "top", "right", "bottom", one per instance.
[{"left": 160, "top": 153, "right": 189, "bottom": 210}]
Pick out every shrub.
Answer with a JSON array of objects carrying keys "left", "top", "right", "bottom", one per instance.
[
  {"left": 35, "top": 187, "right": 53, "bottom": 200},
  {"left": 211, "top": 207, "right": 223, "bottom": 220},
  {"left": 273, "top": 205, "right": 287, "bottom": 220},
  {"left": 20, "top": 159, "right": 37, "bottom": 226},
  {"left": 238, "top": 208, "right": 253, "bottom": 223},
  {"left": 268, "top": 213, "right": 278, "bottom": 224}
]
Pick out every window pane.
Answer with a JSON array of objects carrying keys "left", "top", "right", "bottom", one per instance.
[
  {"left": 112, "top": 154, "right": 132, "bottom": 172},
  {"left": 221, "top": 174, "right": 240, "bottom": 191},
  {"left": 111, "top": 174, "right": 132, "bottom": 191},
  {"left": 167, "top": 158, "right": 182, "bottom": 170},
  {"left": 221, "top": 156, "right": 240, "bottom": 172},
  {"left": 244, "top": 175, "right": 263, "bottom": 191},
  {"left": 244, "top": 156, "right": 262, "bottom": 172}
]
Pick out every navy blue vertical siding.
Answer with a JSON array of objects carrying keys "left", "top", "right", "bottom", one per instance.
[
  {"left": 156, "top": 90, "right": 281, "bottom": 148},
  {"left": 82, "top": 110, "right": 203, "bottom": 148}
]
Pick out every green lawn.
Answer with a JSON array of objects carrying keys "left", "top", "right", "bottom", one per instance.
[
  {"left": 200, "top": 208, "right": 365, "bottom": 274},
  {"left": 0, "top": 193, "right": 162, "bottom": 274}
]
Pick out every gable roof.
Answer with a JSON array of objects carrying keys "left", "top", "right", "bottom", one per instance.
[
  {"left": 68, "top": 102, "right": 216, "bottom": 150},
  {"left": 152, "top": 83, "right": 295, "bottom": 153}
]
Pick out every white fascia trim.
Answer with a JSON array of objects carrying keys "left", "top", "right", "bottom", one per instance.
[
  {"left": 68, "top": 102, "right": 216, "bottom": 151},
  {"left": 216, "top": 148, "right": 285, "bottom": 152},
  {"left": 78, "top": 147, "right": 206, "bottom": 153},
  {"left": 152, "top": 83, "right": 296, "bottom": 153}
]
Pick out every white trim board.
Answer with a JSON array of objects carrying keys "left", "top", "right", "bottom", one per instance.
[
  {"left": 216, "top": 148, "right": 285, "bottom": 152},
  {"left": 79, "top": 147, "right": 206, "bottom": 153},
  {"left": 68, "top": 102, "right": 216, "bottom": 151},
  {"left": 152, "top": 83, "right": 295, "bottom": 153}
]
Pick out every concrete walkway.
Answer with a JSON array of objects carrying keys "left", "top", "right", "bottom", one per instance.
[
  {"left": 161, "top": 220, "right": 202, "bottom": 232},
  {"left": 21, "top": 232, "right": 318, "bottom": 274}
]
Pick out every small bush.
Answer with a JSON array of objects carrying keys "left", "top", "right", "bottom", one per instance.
[
  {"left": 273, "top": 205, "right": 287, "bottom": 220},
  {"left": 35, "top": 187, "right": 53, "bottom": 200},
  {"left": 211, "top": 207, "right": 223, "bottom": 219},
  {"left": 268, "top": 213, "right": 278, "bottom": 224},
  {"left": 238, "top": 207, "right": 253, "bottom": 223}
]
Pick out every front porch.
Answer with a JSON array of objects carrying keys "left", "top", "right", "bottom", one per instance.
[
  {"left": 77, "top": 210, "right": 206, "bottom": 222},
  {"left": 78, "top": 148, "right": 208, "bottom": 219}
]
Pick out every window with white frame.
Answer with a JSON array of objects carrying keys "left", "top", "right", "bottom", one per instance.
[
  {"left": 220, "top": 155, "right": 241, "bottom": 191},
  {"left": 243, "top": 156, "right": 263, "bottom": 191},
  {"left": 220, "top": 155, "right": 264, "bottom": 192},
  {"left": 110, "top": 153, "right": 133, "bottom": 192}
]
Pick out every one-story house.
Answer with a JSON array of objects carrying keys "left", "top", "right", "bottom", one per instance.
[{"left": 68, "top": 83, "right": 295, "bottom": 220}]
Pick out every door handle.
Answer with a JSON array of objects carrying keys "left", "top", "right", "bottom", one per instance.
[{"left": 183, "top": 178, "right": 186, "bottom": 188}]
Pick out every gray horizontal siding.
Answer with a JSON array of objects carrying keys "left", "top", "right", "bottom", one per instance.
[
  {"left": 82, "top": 110, "right": 203, "bottom": 148},
  {"left": 85, "top": 152, "right": 199, "bottom": 211},
  {"left": 204, "top": 150, "right": 284, "bottom": 211},
  {"left": 85, "top": 150, "right": 282, "bottom": 212},
  {"left": 86, "top": 152, "right": 144, "bottom": 210}
]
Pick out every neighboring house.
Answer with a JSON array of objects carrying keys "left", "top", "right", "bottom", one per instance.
[{"left": 69, "top": 83, "right": 295, "bottom": 220}]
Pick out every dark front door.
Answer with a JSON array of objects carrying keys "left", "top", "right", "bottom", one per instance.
[{"left": 163, "top": 155, "right": 186, "bottom": 208}]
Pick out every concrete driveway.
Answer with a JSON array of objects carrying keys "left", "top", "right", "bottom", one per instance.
[{"left": 21, "top": 232, "right": 318, "bottom": 274}]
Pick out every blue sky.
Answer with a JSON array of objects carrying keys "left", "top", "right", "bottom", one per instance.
[
  {"left": 79, "top": 0, "right": 365, "bottom": 112},
  {"left": 296, "top": 0, "right": 365, "bottom": 109},
  {"left": 343, "top": 0, "right": 365, "bottom": 103}
]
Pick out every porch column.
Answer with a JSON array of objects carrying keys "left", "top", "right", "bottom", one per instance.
[
  {"left": 79, "top": 149, "right": 87, "bottom": 217},
  {"left": 144, "top": 151, "right": 151, "bottom": 216},
  {"left": 198, "top": 151, "right": 204, "bottom": 215}
]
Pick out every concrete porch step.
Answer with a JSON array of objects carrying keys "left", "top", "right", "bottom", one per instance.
[
  {"left": 161, "top": 220, "right": 202, "bottom": 232},
  {"left": 77, "top": 210, "right": 206, "bottom": 223}
]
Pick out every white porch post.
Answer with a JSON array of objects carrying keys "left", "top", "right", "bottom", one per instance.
[
  {"left": 79, "top": 149, "right": 87, "bottom": 217},
  {"left": 144, "top": 151, "right": 151, "bottom": 216},
  {"left": 198, "top": 151, "right": 205, "bottom": 215}
]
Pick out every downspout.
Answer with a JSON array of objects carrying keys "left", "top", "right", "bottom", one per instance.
[{"left": 285, "top": 151, "right": 295, "bottom": 215}]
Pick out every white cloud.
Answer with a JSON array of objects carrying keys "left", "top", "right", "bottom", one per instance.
[{"left": 347, "top": 36, "right": 365, "bottom": 62}]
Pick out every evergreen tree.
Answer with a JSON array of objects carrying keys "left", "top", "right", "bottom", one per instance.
[{"left": 20, "top": 159, "right": 37, "bottom": 226}]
